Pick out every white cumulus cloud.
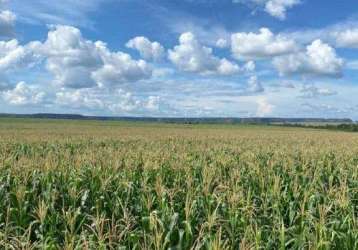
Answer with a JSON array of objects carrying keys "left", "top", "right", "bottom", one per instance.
[
  {"left": 231, "top": 28, "right": 298, "bottom": 60},
  {"left": 234, "top": 0, "right": 301, "bottom": 20},
  {"left": 37, "top": 25, "right": 103, "bottom": 88},
  {"left": 216, "top": 38, "right": 229, "bottom": 48},
  {"left": 256, "top": 97, "right": 274, "bottom": 117},
  {"left": 126, "top": 36, "right": 165, "bottom": 61},
  {"left": 93, "top": 44, "right": 152, "bottom": 88},
  {"left": 36, "top": 25, "right": 152, "bottom": 89},
  {"left": 273, "top": 39, "right": 344, "bottom": 77},
  {"left": 333, "top": 29, "right": 358, "bottom": 48},
  {"left": 168, "top": 32, "right": 239, "bottom": 75},
  {"left": 2, "top": 81, "right": 46, "bottom": 105},
  {"left": 0, "top": 39, "right": 40, "bottom": 72}
]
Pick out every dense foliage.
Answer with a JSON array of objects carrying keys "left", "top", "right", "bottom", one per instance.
[{"left": 0, "top": 119, "right": 357, "bottom": 249}]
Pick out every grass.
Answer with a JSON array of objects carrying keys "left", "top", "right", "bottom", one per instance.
[{"left": 0, "top": 118, "right": 357, "bottom": 249}]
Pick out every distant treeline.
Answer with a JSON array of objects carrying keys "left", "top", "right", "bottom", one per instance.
[
  {"left": 0, "top": 113, "right": 353, "bottom": 125},
  {"left": 277, "top": 123, "right": 358, "bottom": 132}
]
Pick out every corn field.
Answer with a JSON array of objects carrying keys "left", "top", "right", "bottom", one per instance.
[{"left": 0, "top": 119, "right": 357, "bottom": 249}]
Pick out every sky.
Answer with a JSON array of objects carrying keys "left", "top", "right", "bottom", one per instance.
[{"left": 1, "top": 0, "right": 358, "bottom": 119}]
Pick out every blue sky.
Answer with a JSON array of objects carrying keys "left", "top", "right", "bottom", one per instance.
[{"left": 1, "top": 0, "right": 358, "bottom": 119}]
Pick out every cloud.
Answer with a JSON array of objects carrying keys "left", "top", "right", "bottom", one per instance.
[
  {"left": 243, "top": 60, "right": 256, "bottom": 72},
  {"left": 126, "top": 36, "right": 165, "bottom": 61},
  {"left": 157, "top": 8, "right": 231, "bottom": 48},
  {"left": 0, "top": 25, "right": 153, "bottom": 90},
  {"left": 37, "top": 25, "right": 104, "bottom": 88},
  {"left": 247, "top": 75, "right": 264, "bottom": 93},
  {"left": 299, "top": 84, "right": 337, "bottom": 98},
  {"left": 107, "top": 90, "right": 162, "bottom": 113},
  {"left": 263, "top": 0, "right": 300, "bottom": 20},
  {"left": 0, "top": 25, "right": 166, "bottom": 115},
  {"left": 216, "top": 38, "right": 229, "bottom": 48},
  {"left": 231, "top": 28, "right": 298, "bottom": 60},
  {"left": 233, "top": 0, "right": 301, "bottom": 20},
  {"left": 152, "top": 67, "right": 175, "bottom": 78},
  {"left": 301, "top": 103, "right": 349, "bottom": 116},
  {"left": 279, "top": 20, "right": 358, "bottom": 48},
  {"left": 10, "top": 0, "right": 108, "bottom": 28},
  {"left": 2, "top": 81, "right": 46, "bottom": 105},
  {"left": 333, "top": 29, "right": 358, "bottom": 48},
  {"left": 218, "top": 58, "right": 241, "bottom": 75},
  {"left": 36, "top": 25, "right": 152, "bottom": 89},
  {"left": 144, "top": 96, "right": 161, "bottom": 112},
  {"left": 168, "top": 32, "right": 239, "bottom": 75},
  {"left": 273, "top": 40, "right": 344, "bottom": 77},
  {"left": 0, "top": 39, "right": 40, "bottom": 72},
  {"left": 256, "top": 97, "right": 274, "bottom": 117},
  {"left": 92, "top": 46, "right": 152, "bottom": 88},
  {"left": 270, "top": 80, "right": 295, "bottom": 89},
  {"left": 0, "top": 10, "right": 15, "bottom": 37},
  {"left": 0, "top": 0, "right": 15, "bottom": 37},
  {"left": 55, "top": 89, "right": 105, "bottom": 110},
  {"left": 55, "top": 88, "right": 163, "bottom": 115}
]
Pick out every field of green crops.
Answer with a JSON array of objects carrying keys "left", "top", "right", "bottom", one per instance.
[{"left": 0, "top": 118, "right": 357, "bottom": 249}]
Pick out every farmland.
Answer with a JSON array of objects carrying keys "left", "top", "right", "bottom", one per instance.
[{"left": 0, "top": 118, "right": 357, "bottom": 249}]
